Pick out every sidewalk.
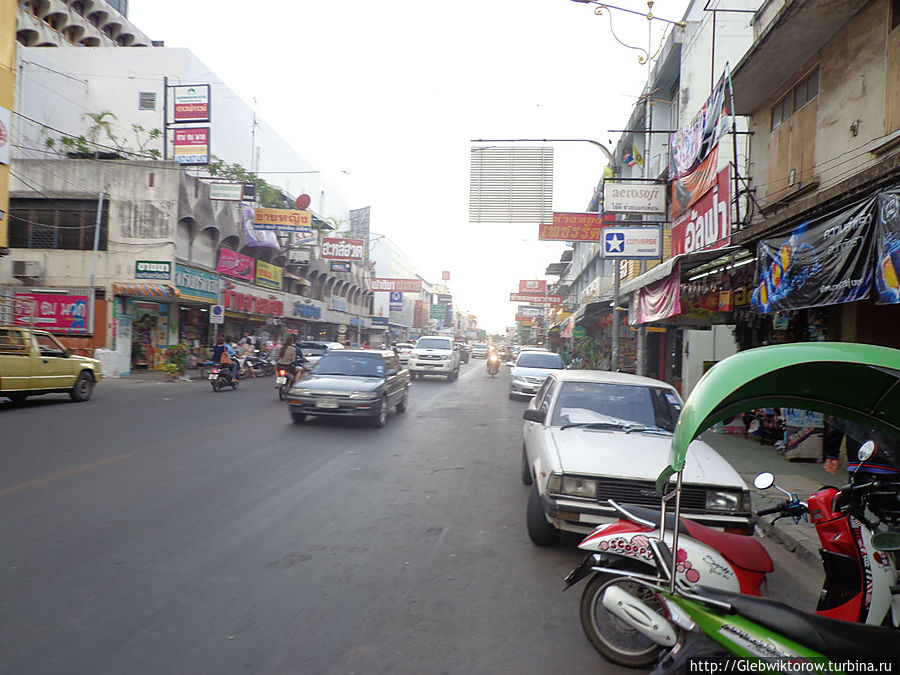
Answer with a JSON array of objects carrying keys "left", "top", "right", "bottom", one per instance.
[{"left": 701, "top": 430, "right": 843, "bottom": 567}]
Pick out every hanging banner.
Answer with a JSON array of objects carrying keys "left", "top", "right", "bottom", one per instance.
[
  {"left": 629, "top": 262, "right": 682, "bottom": 325},
  {"left": 670, "top": 165, "right": 732, "bottom": 257},
  {"left": 670, "top": 145, "right": 720, "bottom": 219},
  {"left": 216, "top": 248, "right": 255, "bottom": 281},
  {"left": 669, "top": 74, "right": 729, "bottom": 179},
  {"left": 876, "top": 188, "right": 900, "bottom": 304},
  {"left": 752, "top": 197, "right": 877, "bottom": 313}
]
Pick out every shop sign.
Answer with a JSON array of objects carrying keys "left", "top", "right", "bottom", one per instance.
[
  {"left": 670, "top": 166, "right": 731, "bottom": 257},
  {"left": 172, "top": 84, "right": 210, "bottom": 122},
  {"left": 370, "top": 278, "right": 423, "bottom": 292},
  {"left": 601, "top": 226, "right": 663, "bottom": 259},
  {"left": 539, "top": 213, "right": 613, "bottom": 242},
  {"left": 216, "top": 249, "right": 255, "bottom": 281},
  {"left": 602, "top": 182, "right": 666, "bottom": 215},
  {"left": 752, "top": 196, "right": 877, "bottom": 313},
  {"left": 517, "top": 305, "right": 545, "bottom": 318},
  {"left": 208, "top": 182, "right": 243, "bottom": 201},
  {"left": 0, "top": 105, "right": 11, "bottom": 166},
  {"left": 173, "top": 127, "right": 210, "bottom": 165},
  {"left": 289, "top": 249, "right": 311, "bottom": 266},
  {"left": 390, "top": 291, "right": 403, "bottom": 312},
  {"left": 670, "top": 146, "right": 719, "bottom": 220},
  {"left": 321, "top": 237, "right": 365, "bottom": 261},
  {"left": 174, "top": 264, "right": 219, "bottom": 303},
  {"left": 135, "top": 260, "right": 172, "bottom": 280},
  {"left": 429, "top": 304, "right": 447, "bottom": 319},
  {"left": 223, "top": 289, "right": 284, "bottom": 317},
  {"left": 294, "top": 300, "right": 323, "bottom": 319},
  {"left": 371, "top": 317, "right": 389, "bottom": 327},
  {"left": 330, "top": 298, "right": 347, "bottom": 312},
  {"left": 253, "top": 208, "right": 312, "bottom": 233},
  {"left": 519, "top": 280, "right": 546, "bottom": 294},
  {"left": 330, "top": 261, "right": 351, "bottom": 273},
  {"left": 509, "top": 292, "right": 562, "bottom": 304},
  {"left": 13, "top": 290, "right": 90, "bottom": 334},
  {"left": 255, "top": 260, "right": 283, "bottom": 290}
]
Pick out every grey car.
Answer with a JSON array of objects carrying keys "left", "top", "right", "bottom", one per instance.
[
  {"left": 509, "top": 351, "right": 566, "bottom": 399},
  {"left": 287, "top": 349, "right": 410, "bottom": 428}
]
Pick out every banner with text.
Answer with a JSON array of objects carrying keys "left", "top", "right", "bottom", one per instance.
[
  {"left": 255, "top": 260, "right": 283, "bottom": 290},
  {"left": 602, "top": 182, "right": 666, "bottom": 215},
  {"left": 671, "top": 165, "right": 731, "bottom": 257},
  {"left": 539, "top": 212, "right": 612, "bottom": 241},
  {"left": 253, "top": 208, "right": 313, "bottom": 233},
  {"left": 509, "top": 292, "right": 561, "bottom": 304},
  {"left": 321, "top": 237, "right": 365, "bottom": 261},
  {"left": 216, "top": 248, "right": 255, "bottom": 281},
  {"left": 370, "top": 278, "right": 423, "bottom": 293}
]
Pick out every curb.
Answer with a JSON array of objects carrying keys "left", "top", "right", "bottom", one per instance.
[{"left": 753, "top": 514, "right": 821, "bottom": 569}]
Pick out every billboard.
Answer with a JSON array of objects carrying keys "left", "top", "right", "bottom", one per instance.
[
  {"left": 255, "top": 260, "right": 283, "bottom": 290},
  {"left": 602, "top": 181, "right": 666, "bottom": 215},
  {"left": 601, "top": 226, "right": 663, "bottom": 259},
  {"left": 216, "top": 248, "right": 255, "bottom": 281},
  {"left": 670, "top": 165, "right": 731, "bottom": 257},
  {"left": 13, "top": 291, "right": 90, "bottom": 334},
  {"left": 321, "top": 237, "right": 365, "bottom": 261},
  {"left": 173, "top": 127, "right": 210, "bottom": 165},
  {"left": 519, "top": 280, "right": 547, "bottom": 294},
  {"left": 253, "top": 208, "right": 313, "bottom": 233},
  {"left": 538, "top": 212, "right": 611, "bottom": 242},
  {"left": 510, "top": 292, "right": 561, "bottom": 304}
]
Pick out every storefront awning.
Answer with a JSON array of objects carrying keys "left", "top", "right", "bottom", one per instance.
[
  {"left": 112, "top": 282, "right": 179, "bottom": 299},
  {"left": 619, "top": 247, "right": 744, "bottom": 297}
]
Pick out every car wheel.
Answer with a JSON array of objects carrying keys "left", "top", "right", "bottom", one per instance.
[
  {"left": 396, "top": 390, "right": 408, "bottom": 413},
  {"left": 520, "top": 445, "right": 533, "bottom": 486},
  {"left": 371, "top": 397, "right": 388, "bottom": 428},
  {"left": 526, "top": 485, "right": 559, "bottom": 546},
  {"left": 580, "top": 571, "right": 664, "bottom": 667},
  {"left": 70, "top": 372, "right": 94, "bottom": 402},
  {"left": 291, "top": 412, "right": 308, "bottom": 424}
]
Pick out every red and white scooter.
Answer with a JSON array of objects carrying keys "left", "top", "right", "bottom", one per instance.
[{"left": 565, "top": 448, "right": 900, "bottom": 667}]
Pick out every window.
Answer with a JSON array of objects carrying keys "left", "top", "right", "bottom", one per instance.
[
  {"left": 138, "top": 92, "right": 156, "bottom": 110},
  {"left": 770, "top": 68, "right": 819, "bottom": 131},
  {"left": 9, "top": 199, "right": 109, "bottom": 251}
]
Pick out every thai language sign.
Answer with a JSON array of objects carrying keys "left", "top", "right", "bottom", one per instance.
[
  {"left": 174, "top": 264, "right": 219, "bottom": 303},
  {"left": 173, "top": 84, "right": 210, "bottom": 122},
  {"left": 509, "top": 292, "right": 562, "bottom": 304},
  {"left": 370, "top": 278, "right": 423, "bottom": 292},
  {"left": 517, "top": 305, "right": 545, "bottom": 318},
  {"left": 519, "top": 280, "right": 546, "bottom": 294},
  {"left": 208, "top": 182, "right": 243, "bottom": 201},
  {"left": 253, "top": 208, "right": 313, "bottom": 233},
  {"left": 255, "top": 260, "right": 283, "bottom": 290},
  {"left": 670, "top": 165, "right": 731, "bottom": 257},
  {"left": 13, "top": 291, "right": 90, "bottom": 333},
  {"left": 173, "top": 127, "right": 209, "bottom": 165},
  {"left": 321, "top": 237, "right": 365, "bottom": 261},
  {"left": 539, "top": 212, "right": 610, "bottom": 241},
  {"left": 602, "top": 182, "right": 666, "bottom": 215},
  {"left": 216, "top": 248, "right": 255, "bottom": 281},
  {"left": 135, "top": 260, "right": 172, "bottom": 280}
]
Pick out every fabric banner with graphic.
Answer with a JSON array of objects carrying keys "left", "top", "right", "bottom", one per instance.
[
  {"left": 630, "top": 262, "right": 682, "bottom": 325},
  {"left": 875, "top": 188, "right": 900, "bottom": 304},
  {"left": 670, "top": 145, "right": 719, "bottom": 220},
  {"left": 669, "top": 74, "right": 729, "bottom": 179},
  {"left": 216, "top": 248, "right": 255, "bottom": 281},
  {"left": 752, "top": 196, "right": 877, "bottom": 313},
  {"left": 670, "top": 165, "right": 731, "bottom": 257}
]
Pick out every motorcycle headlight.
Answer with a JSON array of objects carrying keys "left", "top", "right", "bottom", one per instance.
[{"left": 706, "top": 490, "right": 741, "bottom": 511}]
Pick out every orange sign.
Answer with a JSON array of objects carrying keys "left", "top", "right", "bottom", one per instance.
[{"left": 539, "top": 212, "right": 615, "bottom": 241}]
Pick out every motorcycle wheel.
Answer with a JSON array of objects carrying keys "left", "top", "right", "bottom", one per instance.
[
  {"left": 278, "top": 383, "right": 288, "bottom": 401},
  {"left": 200, "top": 365, "right": 214, "bottom": 379},
  {"left": 580, "top": 571, "right": 665, "bottom": 667},
  {"left": 231, "top": 380, "right": 239, "bottom": 390},
  {"left": 211, "top": 382, "right": 220, "bottom": 392}
]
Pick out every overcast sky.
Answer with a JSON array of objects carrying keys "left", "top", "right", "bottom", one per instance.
[{"left": 129, "top": 0, "right": 691, "bottom": 333}]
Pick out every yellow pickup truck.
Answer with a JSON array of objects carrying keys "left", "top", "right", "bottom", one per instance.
[{"left": 0, "top": 327, "right": 101, "bottom": 404}]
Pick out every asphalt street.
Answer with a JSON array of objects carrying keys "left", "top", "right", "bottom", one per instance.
[{"left": 0, "top": 361, "right": 820, "bottom": 675}]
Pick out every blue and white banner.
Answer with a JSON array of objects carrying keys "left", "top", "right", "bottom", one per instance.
[{"left": 389, "top": 291, "right": 403, "bottom": 312}]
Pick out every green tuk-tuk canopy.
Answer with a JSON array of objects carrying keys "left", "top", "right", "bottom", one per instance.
[{"left": 657, "top": 342, "right": 900, "bottom": 494}]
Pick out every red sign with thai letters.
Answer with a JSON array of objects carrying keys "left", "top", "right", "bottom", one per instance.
[
  {"left": 670, "top": 166, "right": 731, "bottom": 257},
  {"left": 539, "top": 213, "right": 615, "bottom": 241},
  {"left": 509, "top": 292, "right": 562, "bottom": 304}
]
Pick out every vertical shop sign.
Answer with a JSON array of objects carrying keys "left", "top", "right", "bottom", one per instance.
[
  {"left": 173, "top": 127, "right": 210, "bottom": 165},
  {"left": 172, "top": 85, "right": 210, "bottom": 122},
  {"left": 670, "top": 165, "right": 731, "bottom": 256}
]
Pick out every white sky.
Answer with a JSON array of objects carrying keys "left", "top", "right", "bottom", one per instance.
[{"left": 128, "top": 0, "right": 691, "bottom": 333}]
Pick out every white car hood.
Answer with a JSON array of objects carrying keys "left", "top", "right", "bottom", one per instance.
[
  {"left": 547, "top": 428, "right": 746, "bottom": 489},
  {"left": 512, "top": 366, "right": 561, "bottom": 378}
]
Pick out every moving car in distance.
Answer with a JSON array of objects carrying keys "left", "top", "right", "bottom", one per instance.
[
  {"left": 471, "top": 343, "right": 489, "bottom": 359},
  {"left": 509, "top": 350, "right": 565, "bottom": 399},
  {"left": 287, "top": 349, "right": 410, "bottom": 428},
  {"left": 521, "top": 370, "right": 751, "bottom": 546},
  {"left": 407, "top": 336, "right": 460, "bottom": 381},
  {"left": 393, "top": 342, "right": 415, "bottom": 365},
  {"left": 297, "top": 341, "right": 344, "bottom": 367}
]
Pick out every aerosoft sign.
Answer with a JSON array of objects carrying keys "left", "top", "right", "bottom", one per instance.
[{"left": 602, "top": 181, "right": 667, "bottom": 215}]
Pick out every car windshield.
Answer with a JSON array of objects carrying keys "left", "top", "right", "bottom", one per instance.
[
  {"left": 314, "top": 353, "right": 384, "bottom": 377},
  {"left": 417, "top": 338, "right": 452, "bottom": 350},
  {"left": 550, "top": 381, "right": 682, "bottom": 432},
  {"left": 298, "top": 342, "right": 331, "bottom": 357},
  {"left": 516, "top": 352, "right": 564, "bottom": 369}
]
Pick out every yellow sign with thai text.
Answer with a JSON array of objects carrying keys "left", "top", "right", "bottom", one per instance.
[
  {"left": 255, "top": 260, "right": 283, "bottom": 290},
  {"left": 253, "top": 208, "right": 312, "bottom": 233}
]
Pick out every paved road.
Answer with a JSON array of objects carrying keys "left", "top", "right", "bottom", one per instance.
[{"left": 0, "top": 362, "right": 819, "bottom": 674}]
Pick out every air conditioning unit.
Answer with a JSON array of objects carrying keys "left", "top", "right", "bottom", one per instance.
[{"left": 12, "top": 260, "right": 42, "bottom": 280}]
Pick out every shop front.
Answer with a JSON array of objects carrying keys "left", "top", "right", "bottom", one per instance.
[
  {"left": 111, "top": 281, "right": 179, "bottom": 372},
  {"left": 287, "top": 298, "right": 326, "bottom": 340},
  {"left": 221, "top": 282, "right": 287, "bottom": 345},
  {"left": 173, "top": 263, "right": 220, "bottom": 362}
]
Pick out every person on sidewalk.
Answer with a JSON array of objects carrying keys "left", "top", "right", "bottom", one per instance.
[{"left": 823, "top": 416, "right": 900, "bottom": 476}]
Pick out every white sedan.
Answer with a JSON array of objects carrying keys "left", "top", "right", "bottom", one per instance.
[{"left": 521, "top": 370, "right": 751, "bottom": 546}]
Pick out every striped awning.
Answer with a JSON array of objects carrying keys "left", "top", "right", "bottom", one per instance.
[{"left": 112, "top": 282, "right": 179, "bottom": 299}]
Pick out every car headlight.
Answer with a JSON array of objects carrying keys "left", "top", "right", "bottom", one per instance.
[
  {"left": 291, "top": 387, "right": 312, "bottom": 396},
  {"left": 546, "top": 474, "right": 562, "bottom": 494},
  {"left": 561, "top": 476, "right": 599, "bottom": 499},
  {"left": 706, "top": 490, "right": 742, "bottom": 511},
  {"left": 349, "top": 391, "right": 376, "bottom": 399}
]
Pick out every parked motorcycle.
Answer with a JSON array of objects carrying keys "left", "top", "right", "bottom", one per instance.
[
  {"left": 208, "top": 364, "right": 239, "bottom": 392},
  {"left": 567, "top": 342, "right": 900, "bottom": 671},
  {"left": 486, "top": 353, "right": 500, "bottom": 377}
]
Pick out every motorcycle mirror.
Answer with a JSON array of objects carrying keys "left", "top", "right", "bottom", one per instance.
[
  {"left": 753, "top": 472, "right": 776, "bottom": 490},
  {"left": 872, "top": 531, "right": 900, "bottom": 552},
  {"left": 858, "top": 440, "right": 877, "bottom": 462}
]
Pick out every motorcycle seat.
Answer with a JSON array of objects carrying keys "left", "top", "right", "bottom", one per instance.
[
  {"left": 618, "top": 505, "right": 773, "bottom": 573},
  {"left": 693, "top": 587, "right": 900, "bottom": 662}
]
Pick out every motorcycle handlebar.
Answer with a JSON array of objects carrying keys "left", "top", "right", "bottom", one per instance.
[{"left": 755, "top": 502, "right": 788, "bottom": 517}]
